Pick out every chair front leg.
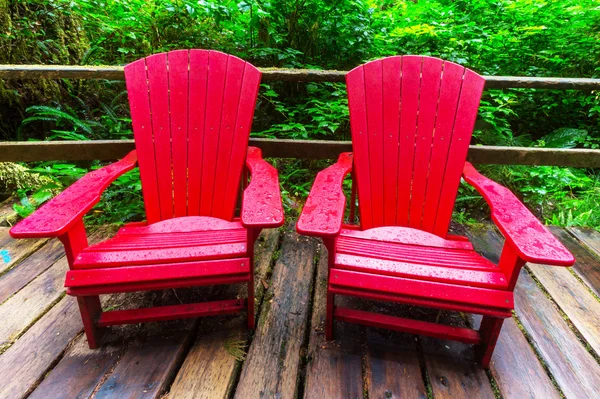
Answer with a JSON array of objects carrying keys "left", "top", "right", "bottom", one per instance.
[
  {"left": 60, "top": 220, "right": 104, "bottom": 348},
  {"left": 322, "top": 237, "right": 337, "bottom": 340},
  {"left": 247, "top": 228, "right": 262, "bottom": 330},
  {"left": 477, "top": 316, "right": 504, "bottom": 369}
]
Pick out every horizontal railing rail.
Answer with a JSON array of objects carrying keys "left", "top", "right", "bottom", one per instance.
[
  {"left": 1, "top": 64, "right": 599, "bottom": 167},
  {"left": 0, "top": 64, "right": 600, "bottom": 89},
  {"left": 1, "top": 139, "right": 600, "bottom": 167}
]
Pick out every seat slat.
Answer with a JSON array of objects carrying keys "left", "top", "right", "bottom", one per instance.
[
  {"left": 66, "top": 258, "right": 250, "bottom": 287},
  {"left": 335, "top": 254, "right": 507, "bottom": 289},
  {"left": 330, "top": 269, "right": 513, "bottom": 310}
]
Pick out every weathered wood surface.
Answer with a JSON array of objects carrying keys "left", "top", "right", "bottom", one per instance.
[
  {"left": 0, "top": 238, "right": 63, "bottom": 303},
  {"left": 365, "top": 329, "right": 427, "bottom": 399},
  {"left": 0, "top": 227, "right": 47, "bottom": 275},
  {"left": 234, "top": 231, "right": 317, "bottom": 399},
  {"left": 528, "top": 259, "right": 600, "bottom": 357},
  {"left": 1, "top": 64, "right": 599, "bottom": 90},
  {"left": 0, "top": 228, "right": 109, "bottom": 348},
  {"left": 168, "top": 229, "right": 281, "bottom": 399},
  {"left": 566, "top": 227, "right": 600, "bottom": 296},
  {"left": 28, "top": 335, "right": 123, "bottom": 399},
  {"left": 2, "top": 139, "right": 600, "bottom": 168},
  {"left": 0, "top": 296, "right": 82, "bottom": 399},
  {"left": 466, "top": 224, "right": 600, "bottom": 398},
  {"left": 515, "top": 270, "right": 600, "bottom": 398},
  {"left": 472, "top": 315, "right": 560, "bottom": 399},
  {"left": 465, "top": 225, "right": 562, "bottom": 399},
  {"left": 93, "top": 322, "right": 194, "bottom": 399},
  {"left": 420, "top": 311, "right": 495, "bottom": 399},
  {"left": 304, "top": 245, "right": 364, "bottom": 399}
]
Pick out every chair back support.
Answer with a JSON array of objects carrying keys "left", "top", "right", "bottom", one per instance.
[
  {"left": 124, "top": 50, "right": 261, "bottom": 224},
  {"left": 346, "top": 55, "right": 485, "bottom": 236}
]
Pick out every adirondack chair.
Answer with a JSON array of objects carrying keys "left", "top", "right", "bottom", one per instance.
[
  {"left": 10, "top": 50, "right": 284, "bottom": 348},
  {"left": 296, "top": 56, "right": 575, "bottom": 368}
]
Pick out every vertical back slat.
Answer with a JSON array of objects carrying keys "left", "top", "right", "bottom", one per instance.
[
  {"left": 222, "top": 65, "right": 262, "bottom": 220},
  {"left": 346, "top": 66, "right": 373, "bottom": 229},
  {"left": 408, "top": 57, "right": 443, "bottom": 228},
  {"left": 363, "top": 60, "right": 384, "bottom": 227},
  {"left": 381, "top": 57, "right": 402, "bottom": 226},
  {"left": 124, "top": 59, "right": 161, "bottom": 224},
  {"left": 382, "top": 57, "right": 402, "bottom": 226},
  {"left": 167, "top": 50, "right": 190, "bottom": 218},
  {"left": 433, "top": 69, "right": 485, "bottom": 236},
  {"left": 396, "top": 56, "right": 421, "bottom": 226},
  {"left": 421, "top": 62, "right": 464, "bottom": 232},
  {"left": 212, "top": 56, "right": 246, "bottom": 219},
  {"left": 146, "top": 53, "right": 173, "bottom": 220},
  {"left": 199, "top": 51, "right": 228, "bottom": 216},
  {"left": 187, "top": 50, "right": 210, "bottom": 216},
  {"left": 346, "top": 55, "right": 484, "bottom": 236}
]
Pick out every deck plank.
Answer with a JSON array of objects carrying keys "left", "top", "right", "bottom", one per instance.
[
  {"left": 421, "top": 312, "right": 495, "bottom": 399},
  {"left": 234, "top": 231, "right": 317, "bottom": 399},
  {"left": 558, "top": 227, "right": 600, "bottom": 297},
  {"left": 0, "top": 226, "right": 47, "bottom": 275},
  {"left": 0, "top": 228, "right": 110, "bottom": 348},
  {"left": 0, "top": 296, "right": 82, "bottom": 399},
  {"left": 466, "top": 225, "right": 561, "bottom": 399},
  {"left": 467, "top": 224, "right": 600, "bottom": 398},
  {"left": 168, "top": 229, "right": 281, "bottom": 399},
  {"left": 304, "top": 245, "right": 364, "bottom": 399},
  {"left": 366, "top": 329, "right": 427, "bottom": 399},
  {"left": 28, "top": 335, "right": 123, "bottom": 399},
  {"left": 93, "top": 321, "right": 195, "bottom": 399},
  {"left": 0, "top": 238, "right": 64, "bottom": 304},
  {"left": 528, "top": 260, "right": 600, "bottom": 357},
  {"left": 515, "top": 269, "right": 600, "bottom": 398}
]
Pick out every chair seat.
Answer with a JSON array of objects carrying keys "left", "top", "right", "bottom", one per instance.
[
  {"left": 331, "top": 227, "right": 513, "bottom": 313},
  {"left": 73, "top": 216, "right": 248, "bottom": 269}
]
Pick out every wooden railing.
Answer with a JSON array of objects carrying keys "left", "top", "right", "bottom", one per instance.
[{"left": 1, "top": 64, "right": 600, "bottom": 167}]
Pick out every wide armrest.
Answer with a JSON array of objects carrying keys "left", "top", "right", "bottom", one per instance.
[
  {"left": 297, "top": 152, "right": 353, "bottom": 237},
  {"left": 463, "top": 162, "right": 574, "bottom": 266},
  {"left": 241, "top": 147, "right": 284, "bottom": 229},
  {"left": 10, "top": 151, "right": 138, "bottom": 238}
]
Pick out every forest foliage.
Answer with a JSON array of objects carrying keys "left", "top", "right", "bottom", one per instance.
[{"left": 1, "top": 0, "right": 599, "bottom": 227}]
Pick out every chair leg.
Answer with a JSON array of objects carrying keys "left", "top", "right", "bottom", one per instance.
[
  {"left": 477, "top": 316, "right": 504, "bottom": 369},
  {"left": 77, "top": 296, "right": 103, "bottom": 349},
  {"left": 325, "top": 291, "right": 335, "bottom": 340}
]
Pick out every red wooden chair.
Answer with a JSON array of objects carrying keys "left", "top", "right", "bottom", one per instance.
[
  {"left": 10, "top": 50, "right": 284, "bottom": 348},
  {"left": 296, "top": 56, "right": 575, "bottom": 368}
]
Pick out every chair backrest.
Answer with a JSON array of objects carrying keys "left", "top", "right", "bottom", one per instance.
[
  {"left": 124, "top": 50, "right": 261, "bottom": 224},
  {"left": 346, "top": 55, "right": 485, "bottom": 237}
]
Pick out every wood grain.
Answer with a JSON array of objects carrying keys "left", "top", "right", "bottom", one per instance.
[
  {"left": 0, "top": 228, "right": 110, "bottom": 347},
  {"left": 0, "top": 296, "right": 82, "bottom": 399},
  {"left": 168, "top": 229, "right": 281, "bottom": 399},
  {"left": 420, "top": 311, "right": 495, "bottom": 399},
  {"left": 234, "top": 231, "right": 317, "bottom": 399},
  {"left": 1, "top": 139, "right": 600, "bottom": 167},
  {"left": 471, "top": 315, "right": 560, "bottom": 399},
  {"left": 1, "top": 64, "right": 599, "bottom": 90},
  {"left": 304, "top": 244, "right": 364, "bottom": 399},
  {"left": 93, "top": 322, "right": 195, "bottom": 399},
  {"left": 566, "top": 227, "right": 600, "bottom": 296},
  {"left": 515, "top": 270, "right": 600, "bottom": 398},
  {"left": 528, "top": 260, "right": 600, "bottom": 357},
  {"left": 365, "top": 329, "right": 427, "bottom": 399},
  {"left": 0, "top": 227, "right": 47, "bottom": 275},
  {"left": 0, "top": 238, "right": 64, "bottom": 303},
  {"left": 28, "top": 334, "right": 123, "bottom": 399}
]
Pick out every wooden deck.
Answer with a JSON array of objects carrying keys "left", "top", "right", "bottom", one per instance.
[{"left": 1, "top": 213, "right": 600, "bottom": 398}]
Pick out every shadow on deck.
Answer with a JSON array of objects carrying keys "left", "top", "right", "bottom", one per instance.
[{"left": 0, "top": 209, "right": 599, "bottom": 398}]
